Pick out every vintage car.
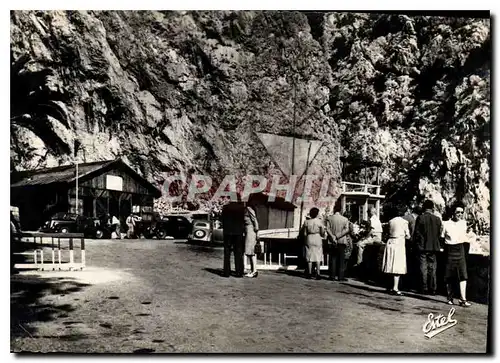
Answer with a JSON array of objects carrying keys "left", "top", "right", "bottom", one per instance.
[
  {"left": 187, "top": 219, "right": 224, "bottom": 244},
  {"left": 40, "top": 212, "right": 104, "bottom": 238},
  {"left": 187, "top": 220, "right": 212, "bottom": 243},
  {"left": 160, "top": 214, "right": 193, "bottom": 239}
]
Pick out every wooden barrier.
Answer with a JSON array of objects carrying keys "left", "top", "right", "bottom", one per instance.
[
  {"left": 244, "top": 229, "right": 330, "bottom": 271},
  {"left": 13, "top": 232, "right": 86, "bottom": 271},
  {"left": 247, "top": 238, "right": 330, "bottom": 271}
]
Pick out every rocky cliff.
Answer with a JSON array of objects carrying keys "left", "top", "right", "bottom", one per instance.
[{"left": 10, "top": 11, "right": 490, "bottom": 232}]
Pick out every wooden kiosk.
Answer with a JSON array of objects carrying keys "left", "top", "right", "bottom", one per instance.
[
  {"left": 254, "top": 156, "right": 385, "bottom": 271},
  {"left": 339, "top": 156, "right": 385, "bottom": 222}
]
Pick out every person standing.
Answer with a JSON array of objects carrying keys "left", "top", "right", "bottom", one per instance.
[
  {"left": 325, "top": 204, "right": 351, "bottom": 281},
  {"left": 402, "top": 206, "right": 420, "bottom": 290},
  {"left": 244, "top": 203, "right": 259, "bottom": 278},
  {"left": 221, "top": 202, "right": 245, "bottom": 278},
  {"left": 299, "top": 207, "right": 325, "bottom": 280},
  {"left": 355, "top": 207, "right": 383, "bottom": 266},
  {"left": 126, "top": 213, "right": 137, "bottom": 239},
  {"left": 382, "top": 205, "right": 411, "bottom": 295},
  {"left": 111, "top": 214, "right": 121, "bottom": 239},
  {"left": 413, "top": 200, "right": 443, "bottom": 295},
  {"left": 402, "top": 206, "right": 420, "bottom": 239},
  {"left": 442, "top": 205, "right": 471, "bottom": 306},
  {"left": 342, "top": 211, "right": 355, "bottom": 272}
]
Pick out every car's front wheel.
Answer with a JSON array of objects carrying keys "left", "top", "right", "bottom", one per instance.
[
  {"left": 156, "top": 228, "right": 167, "bottom": 239},
  {"left": 60, "top": 227, "right": 69, "bottom": 234},
  {"left": 95, "top": 229, "right": 104, "bottom": 239}
]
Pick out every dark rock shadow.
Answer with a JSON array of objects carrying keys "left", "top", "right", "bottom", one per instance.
[{"left": 10, "top": 274, "right": 90, "bottom": 339}]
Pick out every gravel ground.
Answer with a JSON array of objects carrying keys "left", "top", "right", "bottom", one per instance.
[{"left": 11, "top": 239, "right": 489, "bottom": 353}]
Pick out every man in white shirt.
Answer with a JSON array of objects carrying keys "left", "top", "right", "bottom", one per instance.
[
  {"left": 126, "top": 214, "right": 137, "bottom": 239},
  {"left": 355, "top": 207, "right": 383, "bottom": 266}
]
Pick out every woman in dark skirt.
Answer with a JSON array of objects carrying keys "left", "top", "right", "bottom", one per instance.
[{"left": 441, "top": 205, "right": 471, "bottom": 307}]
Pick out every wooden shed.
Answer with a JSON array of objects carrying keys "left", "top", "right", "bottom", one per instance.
[
  {"left": 10, "top": 159, "right": 162, "bottom": 230},
  {"left": 248, "top": 192, "right": 296, "bottom": 230}
]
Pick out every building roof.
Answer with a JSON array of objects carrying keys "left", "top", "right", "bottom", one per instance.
[{"left": 10, "top": 158, "right": 162, "bottom": 197}]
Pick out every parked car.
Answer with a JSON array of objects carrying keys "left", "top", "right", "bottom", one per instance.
[
  {"left": 162, "top": 215, "right": 193, "bottom": 239},
  {"left": 135, "top": 212, "right": 171, "bottom": 239},
  {"left": 187, "top": 218, "right": 225, "bottom": 244},
  {"left": 133, "top": 213, "right": 192, "bottom": 240},
  {"left": 188, "top": 220, "right": 213, "bottom": 243},
  {"left": 40, "top": 212, "right": 103, "bottom": 238}
]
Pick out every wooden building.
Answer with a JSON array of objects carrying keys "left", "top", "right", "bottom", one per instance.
[
  {"left": 249, "top": 192, "right": 296, "bottom": 230},
  {"left": 11, "top": 159, "right": 162, "bottom": 230}
]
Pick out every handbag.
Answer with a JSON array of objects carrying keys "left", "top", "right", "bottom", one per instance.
[{"left": 254, "top": 240, "right": 263, "bottom": 254}]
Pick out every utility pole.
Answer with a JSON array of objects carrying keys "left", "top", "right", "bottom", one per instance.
[
  {"left": 76, "top": 159, "right": 79, "bottom": 214},
  {"left": 291, "top": 77, "right": 297, "bottom": 177},
  {"left": 285, "top": 75, "right": 298, "bottom": 237},
  {"left": 299, "top": 141, "right": 312, "bottom": 225},
  {"left": 75, "top": 139, "right": 80, "bottom": 215}
]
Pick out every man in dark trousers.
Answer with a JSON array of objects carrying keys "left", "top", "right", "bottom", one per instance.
[
  {"left": 325, "top": 204, "right": 352, "bottom": 281},
  {"left": 413, "top": 200, "right": 443, "bottom": 295},
  {"left": 221, "top": 201, "right": 246, "bottom": 278}
]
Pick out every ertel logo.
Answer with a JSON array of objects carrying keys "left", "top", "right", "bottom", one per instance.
[{"left": 422, "top": 308, "right": 458, "bottom": 339}]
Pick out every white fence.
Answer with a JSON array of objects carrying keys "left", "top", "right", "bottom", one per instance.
[{"left": 13, "top": 232, "right": 86, "bottom": 271}]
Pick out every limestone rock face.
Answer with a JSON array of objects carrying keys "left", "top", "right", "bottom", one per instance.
[{"left": 10, "top": 11, "right": 490, "bottom": 232}]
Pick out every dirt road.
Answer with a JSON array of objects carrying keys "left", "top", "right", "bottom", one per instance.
[{"left": 11, "top": 239, "right": 489, "bottom": 353}]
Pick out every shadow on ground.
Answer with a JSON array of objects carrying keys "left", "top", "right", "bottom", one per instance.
[
  {"left": 204, "top": 267, "right": 245, "bottom": 278},
  {"left": 204, "top": 267, "right": 227, "bottom": 277},
  {"left": 11, "top": 274, "right": 90, "bottom": 339},
  {"left": 274, "top": 269, "right": 310, "bottom": 279}
]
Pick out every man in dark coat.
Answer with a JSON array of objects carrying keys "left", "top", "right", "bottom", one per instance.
[
  {"left": 221, "top": 201, "right": 246, "bottom": 277},
  {"left": 325, "top": 204, "right": 352, "bottom": 281},
  {"left": 413, "top": 200, "right": 443, "bottom": 294}
]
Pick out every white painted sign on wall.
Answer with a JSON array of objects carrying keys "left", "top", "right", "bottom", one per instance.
[{"left": 106, "top": 175, "right": 123, "bottom": 191}]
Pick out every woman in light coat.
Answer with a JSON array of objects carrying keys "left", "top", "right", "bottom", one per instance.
[{"left": 244, "top": 203, "right": 259, "bottom": 278}]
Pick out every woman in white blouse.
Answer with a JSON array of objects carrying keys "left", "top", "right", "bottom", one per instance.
[{"left": 441, "top": 205, "right": 471, "bottom": 307}]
